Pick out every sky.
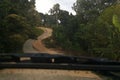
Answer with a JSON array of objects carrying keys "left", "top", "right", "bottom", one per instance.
[{"left": 35, "top": 0, "right": 76, "bottom": 15}]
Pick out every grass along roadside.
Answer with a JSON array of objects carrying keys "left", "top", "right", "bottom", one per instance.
[{"left": 35, "top": 28, "right": 44, "bottom": 37}]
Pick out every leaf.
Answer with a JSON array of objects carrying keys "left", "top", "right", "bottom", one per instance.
[{"left": 113, "top": 14, "right": 120, "bottom": 32}]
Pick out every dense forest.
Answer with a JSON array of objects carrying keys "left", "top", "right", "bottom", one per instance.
[
  {"left": 0, "top": 0, "right": 120, "bottom": 60},
  {"left": 43, "top": 0, "right": 120, "bottom": 60},
  {"left": 0, "top": 0, "right": 42, "bottom": 53}
]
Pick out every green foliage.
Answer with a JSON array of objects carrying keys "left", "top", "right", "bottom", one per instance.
[
  {"left": 73, "top": 0, "right": 116, "bottom": 23},
  {"left": 50, "top": 2, "right": 120, "bottom": 60},
  {"left": 8, "top": 34, "right": 26, "bottom": 52},
  {"left": 0, "top": 14, "right": 29, "bottom": 53},
  {"left": 49, "top": 3, "right": 60, "bottom": 15},
  {"left": 31, "top": 28, "right": 44, "bottom": 39},
  {"left": 4, "top": 14, "right": 30, "bottom": 35},
  {"left": 113, "top": 15, "right": 120, "bottom": 31},
  {"left": 99, "top": 4, "right": 120, "bottom": 24},
  {"left": 0, "top": 0, "right": 42, "bottom": 53}
]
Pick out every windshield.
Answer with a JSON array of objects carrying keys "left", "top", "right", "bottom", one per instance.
[{"left": 0, "top": 0, "right": 120, "bottom": 80}]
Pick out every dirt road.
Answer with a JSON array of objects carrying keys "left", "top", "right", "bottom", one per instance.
[
  {"left": 32, "top": 27, "right": 59, "bottom": 54},
  {"left": 23, "top": 27, "right": 59, "bottom": 54},
  {"left": 0, "top": 27, "right": 101, "bottom": 80},
  {"left": 23, "top": 39, "right": 39, "bottom": 53}
]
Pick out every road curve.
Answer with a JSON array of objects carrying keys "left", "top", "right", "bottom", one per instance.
[
  {"left": 24, "top": 27, "right": 101, "bottom": 80},
  {"left": 0, "top": 27, "right": 101, "bottom": 80},
  {"left": 23, "top": 27, "right": 57, "bottom": 54},
  {"left": 32, "top": 27, "right": 60, "bottom": 54}
]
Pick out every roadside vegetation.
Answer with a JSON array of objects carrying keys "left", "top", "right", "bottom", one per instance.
[
  {"left": 0, "top": 0, "right": 120, "bottom": 60},
  {"left": 0, "top": 0, "right": 42, "bottom": 53},
  {"left": 42, "top": 0, "right": 120, "bottom": 60}
]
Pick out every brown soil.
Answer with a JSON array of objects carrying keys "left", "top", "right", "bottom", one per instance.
[
  {"left": 0, "top": 27, "right": 102, "bottom": 80},
  {"left": 32, "top": 27, "right": 63, "bottom": 54},
  {"left": 32, "top": 27, "right": 101, "bottom": 80}
]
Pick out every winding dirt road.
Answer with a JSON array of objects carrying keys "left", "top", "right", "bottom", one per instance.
[
  {"left": 32, "top": 27, "right": 59, "bottom": 54},
  {"left": 23, "top": 27, "right": 60, "bottom": 54},
  {"left": 0, "top": 27, "right": 101, "bottom": 80}
]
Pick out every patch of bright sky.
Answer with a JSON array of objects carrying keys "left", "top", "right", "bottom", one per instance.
[{"left": 35, "top": 0, "right": 76, "bottom": 15}]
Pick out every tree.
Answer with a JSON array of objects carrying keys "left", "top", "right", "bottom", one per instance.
[
  {"left": 2, "top": 14, "right": 31, "bottom": 52},
  {"left": 91, "top": 4, "right": 120, "bottom": 59},
  {"left": 49, "top": 3, "right": 60, "bottom": 26},
  {"left": 0, "top": 0, "right": 42, "bottom": 53},
  {"left": 73, "top": 0, "right": 116, "bottom": 23},
  {"left": 51, "top": 2, "right": 120, "bottom": 60},
  {"left": 58, "top": 10, "right": 69, "bottom": 26},
  {"left": 0, "top": 0, "right": 11, "bottom": 20},
  {"left": 49, "top": 3, "right": 60, "bottom": 15}
]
